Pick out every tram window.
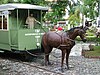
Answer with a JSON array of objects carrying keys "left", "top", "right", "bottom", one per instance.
[
  {"left": 3, "top": 15, "right": 7, "bottom": 29},
  {"left": 0, "top": 15, "right": 7, "bottom": 30}
]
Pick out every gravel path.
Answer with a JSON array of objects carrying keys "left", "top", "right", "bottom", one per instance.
[{"left": 0, "top": 56, "right": 100, "bottom": 75}]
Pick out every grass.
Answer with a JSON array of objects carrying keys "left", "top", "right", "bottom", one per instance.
[
  {"left": 83, "top": 46, "right": 100, "bottom": 57},
  {"left": 76, "top": 36, "right": 100, "bottom": 42},
  {"left": 86, "top": 36, "right": 100, "bottom": 42}
]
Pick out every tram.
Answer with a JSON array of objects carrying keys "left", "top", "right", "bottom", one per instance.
[{"left": 0, "top": 3, "right": 48, "bottom": 53}]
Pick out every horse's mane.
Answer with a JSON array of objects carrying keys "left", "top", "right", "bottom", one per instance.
[{"left": 66, "top": 27, "right": 81, "bottom": 33}]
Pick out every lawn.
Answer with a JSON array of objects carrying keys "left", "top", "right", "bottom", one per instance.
[
  {"left": 86, "top": 36, "right": 100, "bottom": 42},
  {"left": 83, "top": 46, "right": 100, "bottom": 57}
]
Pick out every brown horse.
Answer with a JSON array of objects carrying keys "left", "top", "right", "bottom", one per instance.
[{"left": 41, "top": 26, "right": 87, "bottom": 72}]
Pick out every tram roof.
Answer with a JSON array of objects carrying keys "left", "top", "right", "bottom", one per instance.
[{"left": 0, "top": 3, "right": 49, "bottom": 11}]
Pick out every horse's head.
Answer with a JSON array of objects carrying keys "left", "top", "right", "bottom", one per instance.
[
  {"left": 77, "top": 26, "right": 87, "bottom": 42},
  {"left": 67, "top": 26, "right": 88, "bottom": 42}
]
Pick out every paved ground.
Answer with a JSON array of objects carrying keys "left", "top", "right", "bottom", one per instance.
[
  {"left": 0, "top": 56, "right": 100, "bottom": 75},
  {"left": 65, "top": 56, "right": 100, "bottom": 75},
  {"left": 0, "top": 42, "right": 100, "bottom": 75}
]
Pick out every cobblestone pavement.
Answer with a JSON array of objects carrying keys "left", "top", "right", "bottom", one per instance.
[
  {"left": 0, "top": 42, "right": 99, "bottom": 75},
  {"left": 67, "top": 56, "right": 100, "bottom": 75},
  {"left": 0, "top": 56, "right": 100, "bottom": 75}
]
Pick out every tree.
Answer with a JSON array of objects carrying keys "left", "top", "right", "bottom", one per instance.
[
  {"left": 81, "top": 0, "right": 98, "bottom": 19},
  {"left": 67, "top": 0, "right": 99, "bottom": 27},
  {"left": 0, "top": 0, "right": 15, "bottom": 4},
  {"left": 68, "top": 8, "right": 81, "bottom": 27},
  {"left": 20, "top": 0, "right": 46, "bottom": 5},
  {"left": 44, "top": 0, "right": 68, "bottom": 24}
]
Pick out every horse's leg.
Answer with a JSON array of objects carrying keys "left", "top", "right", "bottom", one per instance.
[
  {"left": 65, "top": 49, "right": 71, "bottom": 70},
  {"left": 61, "top": 49, "right": 66, "bottom": 72},
  {"left": 45, "top": 47, "right": 52, "bottom": 65},
  {"left": 47, "top": 47, "right": 53, "bottom": 65},
  {"left": 45, "top": 53, "right": 49, "bottom": 66}
]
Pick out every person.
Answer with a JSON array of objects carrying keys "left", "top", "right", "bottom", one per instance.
[
  {"left": 26, "top": 14, "right": 41, "bottom": 29},
  {"left": 96, "top": 27, "right": 100, "bottom": 38},
  {"left": 57, "top": 26, "right": 63, "bottom": 31},
  {"left": 85, "top": 20, "right": 89, "bottom": 26}
]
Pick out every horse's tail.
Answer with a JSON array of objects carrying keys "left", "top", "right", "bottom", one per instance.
[
  {"left": 41, "top": 34, "right": 45, "bottom": 53},
  {"left": 41, "top": 42, "right": 44, "bottom": 52}
]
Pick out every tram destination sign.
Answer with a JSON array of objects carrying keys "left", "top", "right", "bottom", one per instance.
[{"left": 25, "top": 33, "right": 44, "bottom": 36}]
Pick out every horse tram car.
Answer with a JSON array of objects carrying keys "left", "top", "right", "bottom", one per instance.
[{"left": 0, "top": 3, "right": 49, "bottom": 57}]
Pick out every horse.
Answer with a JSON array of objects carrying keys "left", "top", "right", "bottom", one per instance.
[{"left": 41, "top": 26, "right": 87, "bottom": 72}]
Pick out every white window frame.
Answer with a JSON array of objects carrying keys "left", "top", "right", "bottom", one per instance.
[{"left": 0, "top": 13, "right": 8, "bottom": 31}]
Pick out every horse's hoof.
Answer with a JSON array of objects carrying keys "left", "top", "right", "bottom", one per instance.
[
  {"left": 48, "top": 62, "right": 52, "bottom": 65},
  {"left": 64, "top": 66, "right": 70, "bottom": 70},
  {"left": 44, "top": 62, "right": 52, "bottom": 66},
  {"left": 66, "top": 65, "right": 74, "bottom": 70},
  {"left": 44, "top": 62, "right": 48, "bottom": 66}
]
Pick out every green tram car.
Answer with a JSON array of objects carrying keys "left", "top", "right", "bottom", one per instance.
[{"left": 0, "top": 4, "right": 48, "bottom": 53}]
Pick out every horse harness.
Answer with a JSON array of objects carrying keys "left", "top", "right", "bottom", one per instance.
[{"left": 55, "top": 32, "right": 75, "bottom": 48}]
